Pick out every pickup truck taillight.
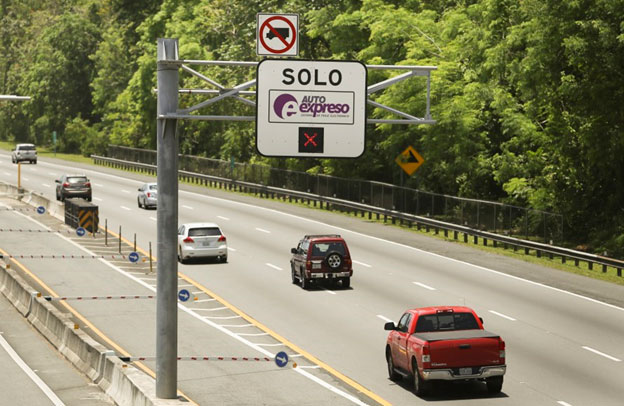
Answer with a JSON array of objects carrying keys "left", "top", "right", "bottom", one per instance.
[
  {"left": 422, "top": 344, "right": 431, "bottom": 368},
  {"left": 499, "top": 338, "right": 506, "bottom": 360}
]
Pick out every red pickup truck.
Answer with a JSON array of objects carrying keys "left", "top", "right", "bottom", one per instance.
[{"left": 384, "top": 306, "right": 506, "bottom": 396}]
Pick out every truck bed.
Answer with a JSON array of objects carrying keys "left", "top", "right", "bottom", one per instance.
[{"left": 413, "top": 329, "right": 500, "bottom": 342}]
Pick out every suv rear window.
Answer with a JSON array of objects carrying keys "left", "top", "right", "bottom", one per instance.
[
  {"left": 19, "top": 145, "right": 35, "bottom": 151},
  {"left": 189, "top": 227, "right": 221, "bottom": 237},
  {"left": 311, "top": 242, "right": 346, "bottom": 257},
  {"left": 68, "top": 176, "right": 88, "bottom": 184},
  {"left": 414, "top": 312, "right": 479, "bottom": 333}
]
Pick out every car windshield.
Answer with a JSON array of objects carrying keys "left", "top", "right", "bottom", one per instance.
[
  {"left": 311, "top": 242, "right": 346, "bottom": 257},
  {"left": 19, "top": 145, "right": 35, "bottom": 151},
  {"left": 67, "top": 177, "right": 88, "bottom": 184},
  {"left": 414, "top": 312, "right": 479, "bottom": 333},
  {"left": 188, "top": 227, "right": 221, "bottom": 237}
]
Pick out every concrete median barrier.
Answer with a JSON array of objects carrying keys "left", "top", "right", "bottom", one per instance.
[
  {"left": 0, "top": 265, "right": 187, "bottom": 406},
  {"left": 0, "top": 265, "right": 34, "bottom": 316}
]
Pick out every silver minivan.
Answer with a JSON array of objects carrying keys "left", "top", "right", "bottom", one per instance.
[{"left": 11, "top": 143, "right": 37, "bottom": 164}]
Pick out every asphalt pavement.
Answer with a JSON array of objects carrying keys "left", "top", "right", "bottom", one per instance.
[{"left": 1, "top": 152, "right": 624, "bottom": 406}]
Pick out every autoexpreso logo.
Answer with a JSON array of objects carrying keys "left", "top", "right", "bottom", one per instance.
[{"left": 269, "top": 90, "right": 355, "bottom": 125}]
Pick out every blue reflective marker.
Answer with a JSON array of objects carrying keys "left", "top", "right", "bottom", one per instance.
[
  {"left": 76, "top": 227, "right": 86, "bottom": 237},
  {"left": 36, "top": 206, "right": 45, "bottom": 214},
  {"left": 178, "top": 289, "right": 190, "bottom": 302},
  {"left": 128, "top": 252, "right": 140, "bottom": 263},
  {"left": 275, "top": 351, "right": 289, "bottom": 368}
]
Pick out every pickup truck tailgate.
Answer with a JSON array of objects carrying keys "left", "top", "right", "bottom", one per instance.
[{"left": 414, "top": 330, "right": 502, "bottom": 368}]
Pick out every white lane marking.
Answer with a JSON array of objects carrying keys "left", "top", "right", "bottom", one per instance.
[
  {"left": 3, "top": 171, "right": 11, "bottom": 176},
  {"left": 120, "top": 206, "right": 131, "bottom": 211},
  {"left": 377, "top": 315, "right": 394, "bottom": 323},
  {"left": 353, "top": 260, "right": 371, "bottom": 268},
  {"left": 299, "top": 365, "right": 322, "bottom": 369},
  {"left": 16, "top": 159, "right": 618, "bottom": 406},
  {"left": 149, "top": 217, "right": 157, "bottom": 221},
  {"left": 193, "top": 307, "right": 228, "bottom": 311},
  {"left": 254, "top": 343, "right": 285, "bottom": 347},
  {"left": 0, "top": 333, "right": 66, "bottom": 406},
  {"left": 488, "top": 310, "right": 517, "bottom": 321},
  {"left": 255, "top": 227, "right": 270, "bottom": 233},
  {"left": 12, "top": 209, "right": 359, "bottom": 401},
  {"left": 193, "top": 298, "right": 216, "bottom": 303},
  {"left": 557, "top": 401, "right": 573, "bottom": 406},
  {"left": 182, "top": 205, "right": 193, "bottom": 210},
  {"left": 236, "top": 332, "right": 269, "bottom": 337},
  {"left": 582, "top": 346, "right": 621, "bottom": 362},
  {"left": 22, "top": 176, "right": 29, "bottom": 181},
  {"left": 93, "top": 183, "right": 103, "bottom": 187},
  {"left": 41, "top": 183, "right": 51, "bottom": 188},
  {"left": 413, "top": 281, "right": 436, "bottom": 291},
  {"left": 27, "top": 159, "right": 623, "bottom": 312},
  {"left": 227, "top": 247, "right": 236, "bottom": 252},
  {"left": 93, "top": 197, "right": 102, "bottom": 202},
  {"left": 323, "top": 288, "right": 337, "bottom": 295},
  {"left": 265, "top": 263, "right": 283, "bottom": 271},
  {"left": 203, "top": 315, "right": 242, "bottom": 320},
  {"left": 178, "top": 284, "right": 193, "bottom": 287},
  {"left": 121, "top": 189, "right": 130, "bottom": 194},
  {"left": 16, "top": 209, "right": 370, "bottom": 406},
  {"left": 217, "top": 216, "right": 229, "bottom": 221}
]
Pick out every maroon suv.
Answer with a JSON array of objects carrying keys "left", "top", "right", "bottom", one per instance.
[{"left": 290, "top": 234, "right": 353, "bottom": 289}]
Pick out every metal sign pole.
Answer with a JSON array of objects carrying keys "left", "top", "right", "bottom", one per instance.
[{"left": 156, "top": 38, "right": 179, "bottom": 399}]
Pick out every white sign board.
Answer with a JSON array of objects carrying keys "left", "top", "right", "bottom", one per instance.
[
  {"left": 256, "top": 59, "right": 367, "bottom": 158},
  {"left": 257, "top": 13, "right": 299, "bottom": 57}
]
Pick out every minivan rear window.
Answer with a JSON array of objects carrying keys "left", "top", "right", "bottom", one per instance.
[{"left": 188, "top": 227, "right": 221, "bottom": 237}]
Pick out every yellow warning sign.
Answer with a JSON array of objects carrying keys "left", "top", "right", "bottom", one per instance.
[{"left": 395, "top": 146, "right": 425, "bottom": 175}]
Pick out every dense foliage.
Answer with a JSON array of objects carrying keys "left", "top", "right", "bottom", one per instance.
[{"left": 1, "top": 0, "right": 623, "bottom": 256}]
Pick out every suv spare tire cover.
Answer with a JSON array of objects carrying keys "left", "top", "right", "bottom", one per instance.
[{"left": 325, "top": 252, "right": 343, "bottom": 270}]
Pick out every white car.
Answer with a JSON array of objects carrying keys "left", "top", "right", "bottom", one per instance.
[
  {"left": 137, "top": 182, "right": 157, "bottom": 209},
  {"left": 11, "top": 143, "right": 37, "bottom": 164},
  {"left": 177, "top": 223, "right": 227, "bottom": 264}
]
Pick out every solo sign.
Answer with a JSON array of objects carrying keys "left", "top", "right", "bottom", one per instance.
[{"left": 256, "top": 59, "right": 367, "bottom": 158}]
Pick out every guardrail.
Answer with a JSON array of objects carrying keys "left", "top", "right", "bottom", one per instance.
[{"left": 91, "top": 155, "right": 624, "bottom": 276}]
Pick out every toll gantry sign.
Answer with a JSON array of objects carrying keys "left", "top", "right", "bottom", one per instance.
[
  {"left": 257, "top": 13, "right": 299, "bottom": 57},
  {"left": 256, "top": 59, "right": 367, "bottom": 158}
]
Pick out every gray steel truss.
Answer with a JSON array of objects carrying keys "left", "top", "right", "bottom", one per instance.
[{"left": 156, "top": 58, "right": 436, "bottom": 125}]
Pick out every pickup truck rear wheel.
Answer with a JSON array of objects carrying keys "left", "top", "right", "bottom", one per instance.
[
  {"left": 291, "top": 265, "right": 298, "bottom": 284},
  {"left": 412, "top": 359, "right": 431, "bottom": 397},
  {"left": 386, "top": 348, "right": 401, "bottom": 381},
  {"left": 486, "top": 376, "right": 503, "bottom": 394},
  {"left": 300, "top": 269, "right": 310, "bottom": 290}
]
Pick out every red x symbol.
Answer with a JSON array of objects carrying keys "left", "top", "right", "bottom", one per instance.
[{"left": 304, "top": 132, "right": 317, "bottom": 147}]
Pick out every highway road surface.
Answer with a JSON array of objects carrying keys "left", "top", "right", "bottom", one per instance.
[{"left": 1, "top": 151, "right": 623, "bottom": 406}]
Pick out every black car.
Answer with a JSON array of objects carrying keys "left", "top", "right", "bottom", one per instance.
[{"left": 55, "top": 174, "right": 92, "bottom": 201}]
